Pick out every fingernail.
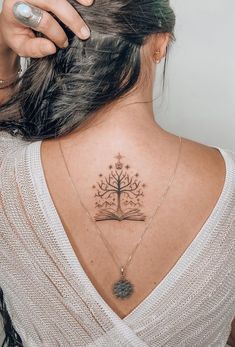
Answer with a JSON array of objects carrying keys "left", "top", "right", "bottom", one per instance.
[
  {"left": 45, "top": 49, "right": 56, "bottom": 56},
  {"left": 80, "top": 25, "right": 90, "bottom": 39},
  {"left": 43, "top": 45, "right": 57, "bottom": 55},
  {"left": 63, "top": 40, "right": 69, "bottom": 48}
]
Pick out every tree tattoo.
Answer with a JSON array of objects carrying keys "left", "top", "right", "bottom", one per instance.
[{"left": 92, "top": 153, "right": 146, "bottom": 222}]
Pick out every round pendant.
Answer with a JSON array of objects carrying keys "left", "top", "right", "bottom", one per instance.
[{"left": 113, "top": 279, "right": 134, "bottom": 299}]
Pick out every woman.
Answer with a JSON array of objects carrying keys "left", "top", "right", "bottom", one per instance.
[{"left": 0, "top": 0, "right": 234, "bottom": 346}]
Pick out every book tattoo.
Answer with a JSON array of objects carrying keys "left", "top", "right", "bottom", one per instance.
[{"left": 92, "top": 153, "right": 146, "bottom": 222}]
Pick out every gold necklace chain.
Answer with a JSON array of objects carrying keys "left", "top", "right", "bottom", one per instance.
[{"left": 58, "top": 135, "right": 182, "bottom": 299}]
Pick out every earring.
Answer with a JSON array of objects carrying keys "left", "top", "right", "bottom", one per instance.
[{"left": 153, "top": 49, "right": 161, "bottom": 64}]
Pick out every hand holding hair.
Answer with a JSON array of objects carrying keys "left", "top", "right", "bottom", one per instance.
[{"left": 0, "top": 0, "right": 93, "bottom": 59}]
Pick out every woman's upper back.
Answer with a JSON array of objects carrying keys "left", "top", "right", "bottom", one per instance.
[{"left": 0, "top": 129, "right": 235, "bottom": 347}]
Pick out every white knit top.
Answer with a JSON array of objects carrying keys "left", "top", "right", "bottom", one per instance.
[{"left": 0, "top": 130, "right": 234, "bottom": 347}]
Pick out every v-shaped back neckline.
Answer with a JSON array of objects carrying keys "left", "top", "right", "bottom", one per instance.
[{"left": 28, "top": 140, "right": 233, "bottom": 324}]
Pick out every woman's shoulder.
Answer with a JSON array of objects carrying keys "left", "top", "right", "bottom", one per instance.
[
  {"left": 207, "top": 142, "right": 235, "bottom": 170},
  {"left": 178, "top": 137, "right": 235, "bottom": 212},
  {"left": 183, "top": 136, "right": 235, "bottom": 171}
]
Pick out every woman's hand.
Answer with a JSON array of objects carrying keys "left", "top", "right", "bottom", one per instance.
[{"left": 0, "top": 0, "right": 93, "bottom": 58}]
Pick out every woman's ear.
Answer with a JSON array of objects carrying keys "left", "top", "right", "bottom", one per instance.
[{"left": 156, "top": 33, "right": 170, "bottom": 59}]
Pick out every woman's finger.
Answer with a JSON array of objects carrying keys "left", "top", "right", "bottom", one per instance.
[
  {"left": 15, "top": 36, "right": 57, "bottom": 58},
  {"left": 28, "top": 0, "right": 91, "bottom": 40},
  {"left": 32, "top": 10, "right": 69, "bottom": 48},
  {"left": 76, "top": 0, "right": 93, "bottom": 5}
]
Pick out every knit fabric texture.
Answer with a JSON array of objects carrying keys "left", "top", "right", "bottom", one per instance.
[{"left": 0, "top": 130, "right": 234, "bottom": 347}]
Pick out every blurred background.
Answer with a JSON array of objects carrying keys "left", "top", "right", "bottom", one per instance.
[
  {"left": 0, "top": 0, "right": 234, "bottom": 345},
  {"left": 154, "top": 0, "right": 235, "bottom": 151}
]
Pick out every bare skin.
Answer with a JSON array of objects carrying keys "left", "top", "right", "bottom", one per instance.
[
  {"left": 41, "top": 121, "right": 227, "bottom": 320},
  {"left": 40, "top": 37, "right": 228, "bottom": 319}
]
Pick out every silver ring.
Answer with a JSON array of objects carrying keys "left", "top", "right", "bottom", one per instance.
[{"left": 13, "top": 1, "right": 43, "bottom": 29}]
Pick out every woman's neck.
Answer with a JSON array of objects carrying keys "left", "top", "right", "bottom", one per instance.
[{"left": 65, "top": 88, "right": 166, "bottom": 148}]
